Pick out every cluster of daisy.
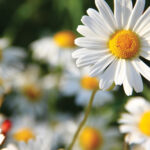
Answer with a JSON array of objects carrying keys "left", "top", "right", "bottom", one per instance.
[{"left": 1, "top": 0, "right": 150, "bottom": 149}]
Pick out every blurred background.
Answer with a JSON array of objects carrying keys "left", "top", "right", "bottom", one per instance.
[{"left": 0, "top": 0, "right": 150, "bottom": 149}]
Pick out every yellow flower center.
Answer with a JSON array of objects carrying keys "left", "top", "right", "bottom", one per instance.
[
  {"left": 54, "top": 31, "right": 76, "bottom": 48},
  {"left": 139, "top": 111, "right": 150, "bottom": 136},
  {"left": 13, "top": 128, "right": 35, "bottom": 143},
  {"left": 109, "top": 30, "right": 140, "bottom": 59},
  {"left": 22, "top": 84, "right": 41, "bottom": 101},
  {"left": 79, "top": 127, "right": 103, "bottom": 150},
  {"left": 81, "top": 76, "right": 99, "bottom": 90}
]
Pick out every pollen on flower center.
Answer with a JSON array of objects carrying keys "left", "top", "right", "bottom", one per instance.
[
  {"left": 109, "top": 30, "right": 140, "bottom": 59},
  {"left": 22, "top": 84, "right": 41, "bottom": 101},
  {"left": 13, "top": 128, "right": 35, "bottom": 143},
  {"left": 79, "top": 126, "right": 103, "bottom": 150},
  {"left": 54, "top": 31, "right": 76, "bottom": 48},
  {"left": 80, "top": 76, "right": 99, "bottom": 90},
  {"left": 139, "top": 111, "right": 150, "bottom": 136}
]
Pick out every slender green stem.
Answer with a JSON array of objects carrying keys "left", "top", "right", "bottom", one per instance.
[
  {"left": 67, "top": 89, "right": 97, "bottom": 150},
  {"left": 124, "top": 138, "right": 129, "bottom": 150}
]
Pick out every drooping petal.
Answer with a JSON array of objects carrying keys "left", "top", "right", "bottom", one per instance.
[
  {"left": 89, "top": 54, "right": 115, "bottom": 77},
  {"left": 132, "top": 58, "right": 150, "bottom": 82}
]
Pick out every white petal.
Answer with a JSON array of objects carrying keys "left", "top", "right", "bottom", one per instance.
[
  {"left": 119, "top": 125, "right": 137, "bottom": 133},
  {"left": 114, "top": 0, "right": 132, "bottom": 28},
  {"left": 133, "top": 7, "right": 150, "bottom": 33},
  {"left": 100, "top": 59, "right": 117, "bottom": 90},
  {"left": 125, "top": 97, "right": 150, "bottom": 114},
  {"left": 126, "top": 61, "right": 143, "bottom": 93},
  {"left": 77, "top": 25, "right": 97, "bottom": 37},
  {"left": 125, "top": 133, "right": 146, "bottom": 144},
  {"left": 123, "top": 62, "right": 133, "bottom": 96},
  {"left": 75, "top": 37, "right": 106, "bottom": 49},
  {"left": 114, "top": 59, "right": 126, "bottom": 85},
  {"left": 95, "top": 0, "right": 117, "bottom": 29},
  {"left": 140, "top": 51, "right": 150, "bottom": 61},
  {"left": 72, "top": 48, "right": 107, "bottom": 59},
  {"left": 89, "top": 54, "right": 115, "bottom": 77},
  {"left": 126, "top": 0, "right": 145, "bottom": 30},
  {"left": 81, "top": 16, "right": 108, "bottom": 40},
  {"left": 132, "top": 58, "right": 150, "bottom": 82},
  {"left": 87, "top": 8, "right": 114, "bottom": 33}
]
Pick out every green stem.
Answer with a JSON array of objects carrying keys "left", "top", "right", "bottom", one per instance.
[{"left": 67, "top": 89, "right": 97, "bottom": 150}]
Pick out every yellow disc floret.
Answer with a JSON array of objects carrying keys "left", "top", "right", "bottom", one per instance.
[
  {"left": 139, "top": 111, "right": 150, "bottom": 136},
  {"left": 22, "top": 84, "right": 41, "bottom": 101},
  {"left": 54, "top": 30, "right": 76, "bottom": 48},
  {"left": 79, "top": 126, "right": 103, "bottom": 150},
  {"left": 81, "top": 76, "right": 99, "bottom": 90},
  {"left": 13, "top": 128, "right": 35, "bottom": 143},
  {"left": 109, "top": 30, "right": 140, "bottom": 59}
]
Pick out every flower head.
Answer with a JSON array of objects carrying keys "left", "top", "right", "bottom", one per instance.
[
  {"left": 119, "top": 97, "right": 150, "bottom": 148},
  {"left": 73, "top": 0, "right": 150, "bottom": 95}
]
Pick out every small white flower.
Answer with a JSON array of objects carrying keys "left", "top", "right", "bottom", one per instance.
[
  {"left": 30, "top": 31, "right": 76, "bottom": 70},
  {"left": 119, "top": 97, "right": 150, "bottom": 148},
  {"left": 18, "top": 137, "right": 51, "bottom": 150},
  {"left": 54, "top": 114, "right": 121, "bottom": 150},
  {"left": 9, "top": 65, "right": 48, "bottom": 117},
  {"left": 60, "top": 67, "right": 113, "bottom": 107},
  {"left": 73, "top": 0, "right": 150, "bottom": 95},
  {"left": 8, "top": 116, "right": 52, "bottom": 146}
]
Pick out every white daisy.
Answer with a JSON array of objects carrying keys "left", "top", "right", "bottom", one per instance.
[
  {"left": 9, "top": 65, "right": 48, "bottom": 117},
  {"left": 54, "top": 114, "right": 121, "bottom": 150},
  {"left": 18, "top": 136, "right": 51, "bottom": 150},
  {"left": 8, "top": 116, "right": 52, "bottom": 146},
  {"left": 30, "top": 30, "right": 76, "bottom": 69},
  {"left": 119, "top": 97, "right": 150, "bottom": 147},
  {"left": 73, "top": 0, "right": 150, "bottom": 96},
  {"left": 60, "top": 67, "right": 113, "bottom": 107},
  {"left": 73, "top": 115, "right": 121, "bottom": 150}
]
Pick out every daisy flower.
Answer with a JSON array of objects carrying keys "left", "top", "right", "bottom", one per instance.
[
  {"left": 74, "top": 115, "right": 121, "bottom": 150},
  {"left": 53, "top": 114, "right": 121, "bottom": 150},
  {"left": 73, "top": 0, "right": 150, "bottom": 95},
  {"left": 18, "top": 136, "right": 51, "bottom": 150},
  {"left": 9, "top": 65, "right": 48, "bottom": 117},
  {"left": 60, "top": 67, "right": 113, "bottom": 107},
  {"left": 30, "top": 30, "right": 76, "bottom": 69},
  {"left": 8, "top": 116, "right": 52, "bottom": 146},
  {"left": 119, "top": 97, "right": 150, "bottom": 148}
]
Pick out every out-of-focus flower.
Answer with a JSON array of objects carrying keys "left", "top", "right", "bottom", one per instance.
[
  {"left": 53, "top": 114, "right": 121, "bottom": 150},
  {"left": 74, "top": 115, "right": 121, "bottom": 150},
  {"left": 8, "top": 116, "right": 52, "bottom": 145},
  {"left": 30, "top": 30, "right": 76, "bottom": 70},
  {"left": 119, "top": 97, "right": 150, "bottom": 147},
  {"left": 9, "top": 65, "right": 48, "bottom": 117},
  {"left": 73, "top": 0, "right": 150, "bottom": 96},
  {"left": 18, "top": 136, "right": 51, "bottom": 150},
  {"left": 60, "top": 67, "right": 113, "bottom": 107}
]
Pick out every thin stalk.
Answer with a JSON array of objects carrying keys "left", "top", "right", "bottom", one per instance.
[{"left": 67, "top": 89, "right": 97, "bottom": 150}]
